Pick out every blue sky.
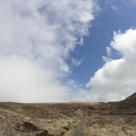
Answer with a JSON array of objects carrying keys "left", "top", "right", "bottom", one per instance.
[
  {"left": 0, "top": 0, "right": 136, "bottom": 102},
  {"left": 69, "top": 0, "right": 136, "bottom": 85}
]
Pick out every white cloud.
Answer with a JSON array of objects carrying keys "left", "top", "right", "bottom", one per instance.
[
  {"left": 0, "top": 56, "right": 69, "bottom": 102},
  {"left": 85, "top": 29, "right": 136, "bottom": 102},
  {"left": 104, "top": 0, "right": 118, "bottom": 11},
  {"left": 71, "top": 58, "right": 83, "bottom": 66},
  {"left": 0, "top": 0, "right": 97, "bottom": 102}
]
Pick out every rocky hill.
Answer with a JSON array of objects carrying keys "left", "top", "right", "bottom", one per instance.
[{"left": 0, "top": 93, "right": 136, "bottom": 136}]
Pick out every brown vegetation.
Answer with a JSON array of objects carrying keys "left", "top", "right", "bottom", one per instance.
[{"left": 0, "top": 93, "right": 136, "bottom": 136}]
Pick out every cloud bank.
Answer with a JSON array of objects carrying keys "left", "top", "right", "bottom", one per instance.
[
  {"left": 1, "top": 0, "right": 135, "bottom": 102},
  {"left": 0, "top": 0, "right": 97, "bottom": 102},
  {"left": 85, "top": 29, "right": 136, "bottom": 102}
]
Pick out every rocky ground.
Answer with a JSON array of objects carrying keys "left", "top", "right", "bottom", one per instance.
[{"left": 0, "top": 93, "right": 136, "bottom": 136}]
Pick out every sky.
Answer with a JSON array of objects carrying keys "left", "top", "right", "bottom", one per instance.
[{"left": 0, "top": 0, "right": 136, "bottom": 102}]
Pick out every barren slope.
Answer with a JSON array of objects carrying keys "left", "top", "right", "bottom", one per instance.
[{"left": 0, "top": 93, "right": 136, "bottom": 136}]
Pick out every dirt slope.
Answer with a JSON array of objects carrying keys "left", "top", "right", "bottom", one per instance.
[{"left": 0, "top": 93, "right": 136, "bottom": 136}]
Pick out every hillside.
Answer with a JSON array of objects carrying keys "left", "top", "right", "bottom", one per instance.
[{"left": 0, "top": 93, "right": 136, "bottom": 136}]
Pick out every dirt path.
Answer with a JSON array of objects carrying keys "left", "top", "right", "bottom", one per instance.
[
  {"left": 64, "top": 117, "right": 89, "bottom": 136},
  {"left": 73, "top": 118, "right": 88, "bottom": 136}
]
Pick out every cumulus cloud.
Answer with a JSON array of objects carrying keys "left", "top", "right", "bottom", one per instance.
[
  {"left": 0, "top": 0, "right": 97, "bottom": 102},
  {"left": 85, "top": 29, "right": 136, "bottom": 102}
]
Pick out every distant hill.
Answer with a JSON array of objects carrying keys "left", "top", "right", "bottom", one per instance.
[
  {"left": 125, "top": 92, "right": 136, "bottom": 101},
  {"left": 113, "top": 92, "right": 136, "bottom": 109}
]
